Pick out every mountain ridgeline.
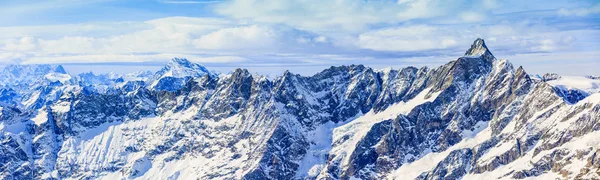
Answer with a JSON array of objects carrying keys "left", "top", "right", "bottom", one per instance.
[{"left": 0, "top": 39, "right": 599, "bottom": 180}]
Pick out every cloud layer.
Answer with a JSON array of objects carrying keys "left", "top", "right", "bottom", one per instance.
[{"left": 0, "top": 0, "right": 598, "bottom": 76}]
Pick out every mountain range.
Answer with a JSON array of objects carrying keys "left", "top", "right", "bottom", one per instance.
[{"left": 1, "top": 39, "right": 599, "bottom": 180}]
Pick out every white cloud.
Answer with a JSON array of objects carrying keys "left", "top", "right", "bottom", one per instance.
[
  {"left": 0, "top": 17, "right": 235, "bottom": 53},
  {"left": 20, "top": 54, "right": 246, "bottom": 64},
  {"left": 213, "top": 0, "right": 516, "bottom": 33},
  {"left": 459, "top": 12, "right": 487, "bottom": 23},
  {"left": 356, "top": 25, "right": 463, "bottom": 51},
  {"left": 352, "top": 22, "right": 600, "bottom": 55},
  {"left": 39, "top": 36, "right": 96, "bottom": 53},
  {"left": 296, "top": 35, "right": 328, "bottom": 44},
  {"left": 0, "top": 17, "right": 270, "bottom": 64},
  {"left": 394, "top": 0, "right": 459, "bottom": 21},
  {"left": 0, "top": 17, "right": 329, "bottom": 65},
  {"left": 558, "top": 4, "right": 600, "bottom": 16},
  {"left": 1, "top": 15, "right": 595, "bottom": 67},
  {"left": 487, "top": 25, "right": 515, "bottom": 36},
  {"left": 536, "top": 39, "right": 557, "bottom": 51},
  {"left": 0, "top": 0, "right": 598, "bottom": 76},
  {"left": 193, "top": 25, "right": 277, "bottom": 50},
  {"left": 315, "top": 36, "right": 327, "bottom": 43},
  {"left": 3, "top": 36, "right": 37, "bottom": 51},
  {"left": 214, "top": 0, "right": 455, "bottom": 32},
  {"left": 481, "top": 0, "right": 501, "bottom": 9}
]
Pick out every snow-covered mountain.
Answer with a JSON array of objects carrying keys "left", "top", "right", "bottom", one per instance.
[
  {"left": 531, "top": 73, "right": 600, "bottom": 104},
  {"left": 1, "top": 39, "right": 599, "bottom": 180},
  {"left": 149, "top": 58, "right": 216, "bottom": 91}
]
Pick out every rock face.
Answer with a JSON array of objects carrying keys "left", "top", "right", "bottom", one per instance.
[
  {"left": 541, "top": 73, "right": 561, "bottom": 82},
  {"left": 552, "top": 87, "right": 589, "bottom": 104},
  {"left": 1, "top": 39, "right": 599, "bottom": 180}
]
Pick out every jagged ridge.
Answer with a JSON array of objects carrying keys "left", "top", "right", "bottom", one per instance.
[{"left": 0, "top": 39, "right": 598, "bottom": 180}]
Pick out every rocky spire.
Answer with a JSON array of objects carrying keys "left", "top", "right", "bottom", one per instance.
[{"left": 464, "top": 38, "right": 495, "bottom": 62}]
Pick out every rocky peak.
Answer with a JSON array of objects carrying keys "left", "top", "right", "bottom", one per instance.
[
  {"left": 515, "top": 66, "right": 531, "bottom": 81},
  {"left": 464, "top": 38, "right": 495, "bottom": 62},
  {"left": 155, "top": 58, "right": 214, "bottom": 79},
  {"left": 541, "top": 73, "right": 561, "bottom": 82},
  {"left": 229, "top": 68, "right": 254, "bottom": 97},
  {"left": 168, "top": 58, "right": 198, "bottom": 69},
  {"left": 464, "top": 38, "right": 488, "bottom": 56},
  {"left": 149, "top": 58, "right": 217, "bottom": 91},
  {"left": 231, "top": 68, "right": 251, "bottom": 78}
]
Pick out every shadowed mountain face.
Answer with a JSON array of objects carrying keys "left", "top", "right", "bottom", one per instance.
[{"left": 1, "top": 39, "right": 599, "bottom": 180}]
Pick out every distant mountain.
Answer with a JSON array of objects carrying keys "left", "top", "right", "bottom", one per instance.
[
  {"left": 586, "top": 75, "right": 600, "bottom": 80},
  {"left": 149, "top": 58, "right": 216, "bottom": 91},
  {"left": 534, "top": 73, "right": 600, "bottom": 104},
  {"left": 153, "top": 57, "right": 214, "bottom": 79},
  {"left": 0, "top": 64, "right": 68, "bottom": 86},
  {"left": 124, "top": 70, "right": 154, "bottom": 81},
  {"left": 540, "top": 73, "right": 561, "bottom": 82},
  {"left": 0, "top": 39, "right": 599, "bottom": 180}
]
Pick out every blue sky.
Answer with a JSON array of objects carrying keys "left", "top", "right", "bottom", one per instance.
[{"left": 0, "top": 0, "right": 599, "bottom": 76}]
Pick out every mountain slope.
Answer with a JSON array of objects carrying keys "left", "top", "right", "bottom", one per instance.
[{"left": 0, "top": 39, "right": 598, "bottom": 180}]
